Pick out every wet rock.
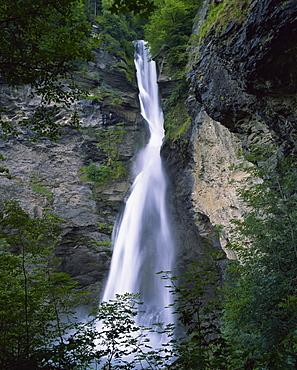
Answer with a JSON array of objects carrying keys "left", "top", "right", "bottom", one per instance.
[
  {"left": 189, "top": 0, "right": 297, "bottom": 153},
  {"left": 0, "top": 47, "right": 144, "bottom": 307}
]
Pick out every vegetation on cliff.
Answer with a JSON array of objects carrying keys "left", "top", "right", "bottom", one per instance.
[
  {"left": 1, "top": 0, "right": 297, "bottom": 368},
  {"left": 162, "top": 78, "right": 191, "bottom": 140},
  {"left": 144, "top": 0, "right": 203, "bottom": 75},
  {"left": 80, "top": 123, "right": 128, "bottom": 185},
  {"left": 223, "top": 150, "right": 297, "bottom": 369},
  {"left": 196, "top": 0, "right": 250, "bottom": 41},
  {"left": 0, "top": 0, "right": 94, "bottom": 141}
]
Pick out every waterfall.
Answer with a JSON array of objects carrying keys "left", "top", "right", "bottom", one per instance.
[{"left": 102, "top": 40, "right": 174, "bottom": 341}]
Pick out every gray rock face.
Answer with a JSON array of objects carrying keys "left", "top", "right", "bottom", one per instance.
[
  {"left": 189, "top": 0, "right": 297, "bottom": 153},
  {"left": 162, "top": 0, "right": 297, "bottom": 267},
  {"left": 1, "top": 1, "right": 296, "bottom": 307},
  {"left": 162, "top": 95, "right": 245, "bottom": 267},
  {"left": 0, "top": 48, "right": 145, "bottom": 307}
]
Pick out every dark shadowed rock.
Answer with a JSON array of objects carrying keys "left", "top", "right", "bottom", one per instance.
[{"left": 189, "top": 0, "right": 297, "bottom": 153}]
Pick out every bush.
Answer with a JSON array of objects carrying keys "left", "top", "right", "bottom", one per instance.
[
  {"left": 145, "top": 0, "right": 203, "bottom": 73},
  {"left": 85, "top": 162, "right": 111, "bottom": 183}
]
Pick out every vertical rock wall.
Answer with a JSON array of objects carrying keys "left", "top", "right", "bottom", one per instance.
[
  {"left": 0, "top": 48, "right": 145, "bottom": 306},
  {"left": 1, "top": 0, "right": 296, "bottom": 306},
  {"left": 161, "top": 0, "right": 297, "bottom": 268}
]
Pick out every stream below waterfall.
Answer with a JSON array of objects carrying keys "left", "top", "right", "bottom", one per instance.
[{"left": 102, "top": 40, "right": 174, "bottom": 344}]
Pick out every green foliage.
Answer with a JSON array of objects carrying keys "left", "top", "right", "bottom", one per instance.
[
  {"left": 85, "top": 0, "right": 103, "bottom": 20},
  {"left": 95, "top": 3, "right": 146, "bottom": 61},
  {"left": 163, "top": 78, "right": 191, "bottom": 140},
  {"left": 108, "top": 0, "right": 157, "bottom": 18},
  {"left": 0, "top": 154, "right": 11, "bottom": 179},
  {"left": 195, "top": 0, "right": 250, "bottom": 45},
  {"left": 97, "top": 124, "right": 126, "bottom": 156},
  {"left": 92, "top": 293, "right": 147, "bottom": 368},
  {"left": 0, "top": 201, "right": 90, "bottom": 369},
  {"left": 161, "top": 253, "right": 231, "bottom": 369},
  {"left": 84, "top": 162, "right": 112, "bottom": 184},
  {"left": 98, "top": 222, "right": 114, "bottom": 236},
  {"left": 81, "top": 124, "right": 127, "bottom": 185},
  {"left": 0, "top": 0, "right": 92, "bottom": 140},
  {"left": 223, "top": 149, "right": 297, "bottom": 369},
  {"left": 97, "top": 125, "right": 128, "bottom": 180},
  {"left": 29, "top": 172, "right": 54, "bottom": 202},
  {"left": 64, "top": 292, "right": 173, "bottom": 369},
  {"left": 145, "top": 0, "right": 203, "bottom": 73}
]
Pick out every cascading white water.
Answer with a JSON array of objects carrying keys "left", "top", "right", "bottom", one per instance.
[{"left": 102, "top": 40, "right": 173, "bottom": 341}]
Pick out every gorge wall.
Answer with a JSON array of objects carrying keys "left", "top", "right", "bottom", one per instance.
[
  {"left": 0, "top": 48, "right": 146, "bottom": 306},
  {"left": 160, "top": 0, "right": 297, "bottom": 265},
  {"left": 0, "top": 0, "right": 296, "bottom": 306}
]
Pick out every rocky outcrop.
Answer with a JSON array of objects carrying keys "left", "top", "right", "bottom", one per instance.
[
  {"left": 189, "top": 0, "right": 297, "bottom": 154},
  {"left": 162, "top": 0, "right": 297, "bottom": 264},
  {"left": 0, "top": 47, "right": 145, "bottom": 306},
  {"left": 162, "top": 96, "right": 246, "bottom": 264},
  {"left": 1, "top": 0, "right": 296, "bottom": 306}
]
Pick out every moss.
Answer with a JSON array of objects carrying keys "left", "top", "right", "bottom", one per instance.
[
  {"left": 193, "top": 0, "right": 251, "bottom": 46},
  {"left": 165, "top": 107, "right": 191, "bottom": 140},
  {"left": 163, "top": 79, "right": 191, "bottom": 140},
  {"left": 114, "top": 60, "right": 135, "bottom": 83},
  {"left": 88, "top": 86, "right": 125, "bottom": 107},
  {"left": 92, "top": 240, "right": 112, "bottom": 248},
  {"left": 96, "top": 123, "right": 127, "bottom": 164},
  {"left": 29, "top": 173, "right": 53, "bottom": 202},
  {"left": 98, "top": 222, "right": 113, "bottom": 236},
  {"left": 80, "top": 123, "right": 128, "bottom": 186}
]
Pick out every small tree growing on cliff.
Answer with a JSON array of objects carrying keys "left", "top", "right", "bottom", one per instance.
[
  {"left": 160, "top": 253, "right": 231, "bottom": 369},
  {"left": 223, "top": 149, "right": 297, "bottom": 369},
  {"left": 0, "top": 201, "right": 90, "bottom": 369}
]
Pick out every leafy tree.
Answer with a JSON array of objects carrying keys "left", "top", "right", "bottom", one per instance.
[
  {"left": 107, "top": 0, "right": 157, "bottom": 18},
  {"left": 144, "top": 0, "right": 202, "bottom": 73},
  {"left": 0, "top": 0, "right": 93, "bottom": 140},
  {"left": 223, "top": 149, "right": 297, "bottom": 369},
  {"left": 161, "top": 253, "right": 231, "bottom": 369},
  {"left": 0, "top": 201, "right": 89, "bottom": 369},
  {"left": 95, "top": 6, "right": 144, "bottom": 60},
  {"left": 92, "top": 293, "right": 148, "bottom": 369},
  {"left": 0, "top": 200, "right": 233, "bottom": 368},
  {"left": 65, "top": 292, "right": 173, "bottom": 369},
  {"left": 86, "top": 0, "right": 103, "bottom": 20}
]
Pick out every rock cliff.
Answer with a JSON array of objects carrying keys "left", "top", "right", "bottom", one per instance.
[
  {"left": 1, "top": 0, "right": 296, "bottom": 306},
  {"left": 189, "top": 0, "right": 297, "bottom": 152},
  {"left": 161, "top": 0, "right": 297, "bottom": 264},
  {"left": 0, "top": 47, "right": 145, "bottom": 306}
]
